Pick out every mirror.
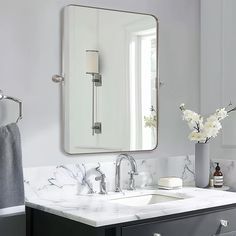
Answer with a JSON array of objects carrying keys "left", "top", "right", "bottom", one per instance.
[{"left": 62, "top": 5, "right": 158, "bottom": 154}]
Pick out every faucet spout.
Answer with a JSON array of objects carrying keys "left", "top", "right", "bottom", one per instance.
[{"left": 115, "top": 154, "right": 138, "bottom": 192}]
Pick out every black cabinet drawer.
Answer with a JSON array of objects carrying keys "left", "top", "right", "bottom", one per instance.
[
  {"left": 122, "top": 208, "right": 236, "bottom": 236},
  {"left": 219, "top": 232, "right": 236, "bottom": 236}
]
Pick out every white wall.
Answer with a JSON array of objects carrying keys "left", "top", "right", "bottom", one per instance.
[{"left": 0, "top": 0, "right": 200, "bottom": 171}]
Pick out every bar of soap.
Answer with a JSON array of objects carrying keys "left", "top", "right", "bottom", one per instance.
[{"left": 158, "top": 177, "right": 183, "bottom": 188}]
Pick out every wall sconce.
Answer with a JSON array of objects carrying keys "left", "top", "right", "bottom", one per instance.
[{"left": 86, "top": 50, "right": 102, "bottom": 135}]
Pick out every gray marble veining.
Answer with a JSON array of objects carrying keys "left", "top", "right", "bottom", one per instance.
[
  {"left": 166, "top": 155, "right": 236, "bottom": 191},
  {"left": 24, "top": 159, "right": 159, "bottom": 201},
  {"left": 26, "top": 187, "right": 236, "bottom": 227},
  {"left": 24, "top": 157, "right": 236, "bottom": 227},
  {"left": 24, "top": 156, "right": 236, "bottom": 202}
]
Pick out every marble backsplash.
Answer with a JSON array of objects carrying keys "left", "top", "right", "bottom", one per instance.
[
  {"left": 23, "top": 156, "right": 236, "bottom": 201},
  {"left": 166, "top": 155, "right": 236, "bottom": 191},
  {"left": 23, "top": 158, "right": 159, "bottom": 201}
]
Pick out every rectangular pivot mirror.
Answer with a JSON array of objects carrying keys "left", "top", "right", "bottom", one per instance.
[{"left": 63, "top": 5, "right": 158, "bottom": 154}]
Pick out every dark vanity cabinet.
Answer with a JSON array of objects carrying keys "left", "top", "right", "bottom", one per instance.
[{"left": 26, "top": 204, "right": 236, "bottom": 236}]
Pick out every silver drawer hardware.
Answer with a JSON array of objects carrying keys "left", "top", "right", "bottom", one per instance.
[
  {"left": 153, "top": 233, "right": 162, "bottom": 236},
  {"left": 220, "top": 219, "right": 229, "bottom": 227}
]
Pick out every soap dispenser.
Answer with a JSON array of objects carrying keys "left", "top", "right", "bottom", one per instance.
[{"left": 213, "top": 162, "right": 223, "bottom": 188}]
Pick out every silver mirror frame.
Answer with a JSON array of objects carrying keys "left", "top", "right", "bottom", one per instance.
[{"left": 55, "top": 4, "right": 159, "bottom": 156}]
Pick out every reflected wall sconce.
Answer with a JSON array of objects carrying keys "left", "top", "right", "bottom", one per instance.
[{"left": 86, "top": 50, "right": 102, "bottom": 135}]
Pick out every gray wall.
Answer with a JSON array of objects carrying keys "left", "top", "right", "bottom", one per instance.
[
  {"left": 0, "top": 0, "right": 200, "bottom": 235},
  {"left": 201, "top": 0, "right": 236, "bottom": 160}
]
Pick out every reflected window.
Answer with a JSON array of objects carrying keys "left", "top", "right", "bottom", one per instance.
[{"left": 129, "top": 28, "right": 157, "bottom": 150}]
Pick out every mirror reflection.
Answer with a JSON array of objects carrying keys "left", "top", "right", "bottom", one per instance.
[{"left": 63, "top": 5, "right": 158, "bottom": 154}]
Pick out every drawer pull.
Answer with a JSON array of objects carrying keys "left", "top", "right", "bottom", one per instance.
[
  {"left": 220, "top": 220, "right": 229, "bottom": 227},
  {"left": 153, "top": 234, "right": 161, "bottom": 236}
]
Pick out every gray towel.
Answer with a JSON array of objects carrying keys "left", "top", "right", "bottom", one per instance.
[{"left": 0, "top": 123, "right": 24, "bottom": 209}]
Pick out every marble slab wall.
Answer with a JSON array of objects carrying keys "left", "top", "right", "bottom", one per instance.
[
  {"left": 166, "top": 155, "right": 195, "bottom": 186},
  {"left": 24, "top": 156, "right": 236, "bottom": 201},
  {"left": 24, "top": 159, "right": 160, "bottom": 201},
  {"left": 166, "top": 155, "right": 236, "bottom": 191}
]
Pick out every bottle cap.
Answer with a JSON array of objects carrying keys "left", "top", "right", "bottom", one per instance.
[{"left": 215, "top": 162, "right": 220, "bottom": 171}]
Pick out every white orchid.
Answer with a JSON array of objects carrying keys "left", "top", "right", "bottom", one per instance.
[
  {"left": 216, "top": 108, "right": 228, "bottom": 120},
  {"left": 188, "top": 131, "right": 207, "bottom": 142},
  {"left": 181, "top": 107, "right": 203, "bottom": 131},
  {"left": 182, "top": 110, "right": 201, "bottom": 123},
  {"left": 144, "top": 106, "right": 157, "bottom": 128},
  {"left": 180, "top": 103, "right": 235, "bottom": 143}
]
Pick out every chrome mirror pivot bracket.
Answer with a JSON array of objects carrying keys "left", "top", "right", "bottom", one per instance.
[{"left": 52, "top": 74, "right": 64, "bottom": 83}]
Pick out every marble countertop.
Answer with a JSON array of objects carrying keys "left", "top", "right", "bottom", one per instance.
[{"left": 26, "top": 187, "right": 236, "bottom": 227}]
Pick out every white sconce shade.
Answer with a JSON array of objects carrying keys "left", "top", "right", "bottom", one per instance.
[{"left": 86, "top": 50, "right": 99, "bottom": 74}]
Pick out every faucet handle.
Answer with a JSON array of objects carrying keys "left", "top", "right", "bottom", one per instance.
[
  {"left": 128, "top": 171, "right": 139, "bottom": 176},
  {"left": 95, "top": 164, "right": 107, "bottom": 194},
  {"left": 95, "top": 172, "right": 106, "bottom": 181},
  {"left": 95, "top": 175, "right": 107, "bottom": 195},
  {"left": 95, "top": 176, "right": 102, "bottom": 181},
  {"left": 128, "top": 171, "right": 138, "bottom": 191}
]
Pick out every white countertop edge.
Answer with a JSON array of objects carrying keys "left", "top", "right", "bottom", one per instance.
[
  {"left": 26, "top": 201, "right": 140, "bottom": 227},
  {"left": 0, "top": 205, "right": 25, "bottom": 217},
  {"left": 26, "top": 199, "right": 236, "bottom": 227},
  {"left": 26, "top": 202, "right": 101, "bottom": 226}
]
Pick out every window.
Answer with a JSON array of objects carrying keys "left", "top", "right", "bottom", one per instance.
[{"left": 129, "top": 27, "right": 157, "bottom": 150}]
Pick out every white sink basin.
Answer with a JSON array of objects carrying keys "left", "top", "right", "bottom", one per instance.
[{"left": 110, "top": 193, "right": 184, "bottom": 207}]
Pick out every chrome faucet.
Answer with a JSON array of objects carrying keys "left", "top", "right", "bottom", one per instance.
[
  {"left": 95, "top": 163, "right": 107, "bottom": 194},
  {"left": 115, "top": 154, "right": 138, "bottom": 192}
]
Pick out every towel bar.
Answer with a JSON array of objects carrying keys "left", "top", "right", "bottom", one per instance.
[{"left": 0, "top": 90, "right": 22, "bottom": 123}]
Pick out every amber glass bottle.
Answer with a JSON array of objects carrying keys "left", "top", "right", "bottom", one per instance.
[{"left": 213, "top": 162, "right": 223, "bottom": 188}]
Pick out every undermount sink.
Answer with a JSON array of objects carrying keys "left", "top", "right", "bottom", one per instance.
[{"left": 110, "top": 193, "right": 184, "bottom": 207}]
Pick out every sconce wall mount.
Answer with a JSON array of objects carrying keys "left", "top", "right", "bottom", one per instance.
[{"left": 86, "top": 50, "right": 102, "bottom": 136}]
